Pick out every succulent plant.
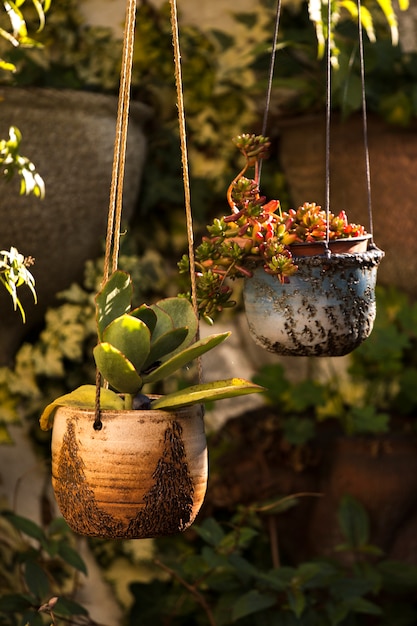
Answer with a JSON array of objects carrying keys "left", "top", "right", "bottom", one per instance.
[
  {"left": 179, "top": 133, "right": 367, "bottom": 323},
  {"left": 40, "top": 270, "right": 264, "bottom": 429}
]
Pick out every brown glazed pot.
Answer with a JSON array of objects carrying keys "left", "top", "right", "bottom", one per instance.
[{"left": 51, "top": 404, "right": 208, "bottom": 539}]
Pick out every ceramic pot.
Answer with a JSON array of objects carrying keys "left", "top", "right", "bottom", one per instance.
[
  {"left": 51, "top": 403, "right": 208, "bottom": 539},
  {"left": 243, "top": 243, "right": 384, "bottom": 356}
]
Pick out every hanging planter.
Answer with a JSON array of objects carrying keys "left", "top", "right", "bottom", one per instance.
[
  {"left": 40, "top": 271, "right": 264, "bottom": 539},
  {"left": 51, "top": 402, "right": 207, "bottom": 539},
  {"left": 181, "top": 134, "right": 384, "bottom": 356},
  {"left": 37, "top": 0, "right": 264, "bottom": 540},
  {"left": 243, "top": 243, "right": 384, "bottom": 356}
]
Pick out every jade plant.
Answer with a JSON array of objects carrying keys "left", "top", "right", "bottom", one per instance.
[
  {"left": 40, "top": 270, "right": 263, "bottom": 429},
  {"left": 179, "top": 133, "right": 366, "bottom": 323}
]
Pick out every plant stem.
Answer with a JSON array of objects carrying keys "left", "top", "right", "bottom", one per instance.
[
  {"left": 268, "top": 516, "right": 280, "bottom": 568},
  {"left": 226, "top": 163, "right": 249, "bottom": 210},
  {"left": 154, "top": 559, "right": 218, "bottom": 626}
]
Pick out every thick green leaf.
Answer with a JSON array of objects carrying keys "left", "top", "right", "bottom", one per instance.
[
  {"left": 130, "top": 304, "right": 157, "bottom": 333},
  {"left": 149, "top": 304, "right": 174, "bottom": 340},
  {"left": 153, "top": 297, "right": 198, "bottom": 350},
  {"left": 142, "top": 332, "right": 231, "bottom": 384},
  {"left": 95, "top": 271, "right": 132, "bottom": 340},
  {"left": 102, "top": 314, "right": 151, "bottom": 373},
  {"left": 151, "top": 378, "right": 265, "bottom": 410},
  {"left": 144, "top": 327, "right": 189, "bottom": 368},
  {"left": 93, "top": 343, "right": 143, "bottom": 394},
  {"left": 39, "top": 385, "right": 124, "bottom": 430},
  {"left": 232, "top": 589, "right": 276, "bottom": 621}
]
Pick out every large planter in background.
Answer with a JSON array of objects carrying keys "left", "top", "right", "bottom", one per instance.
[
  {"left": 278, "top": 114, "right": 417, "bottom": 296},
  {"left": 243, "top": 241, "right": 384, "bottom": 357},
  {"left": 51, "top": 403, "right": 208, "bottom": 539},
  {"left": 0, "top": 87, "right": 149, "bottom": 362},
  {"left": 207, "top": 409, "right": 417, "bottom": 565}
]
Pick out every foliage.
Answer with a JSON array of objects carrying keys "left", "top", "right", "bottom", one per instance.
[
  {"left": 0, "top": 246, "right": 36, "bottom": 322},
  {"left": 348, "top": 285, "right": 417, "bottom": 417},
  {"left": 179, "top": 133, "right": 366, "bottom": 323},
  {"left": 0, "top": 0, "right": 50, "bottom": 72},
  {"left": 0, "top": 0, "right": 45, "bottom": 318},
  {"left": 257, "top": 0, "right": 417, "bottom": 125},
  {"left": 307, "top": 0, "right": 409, "bottom": 63},
  {"left": 0, "top": 510, "right": 91, "bottom": 625},
  {"left": 127, "top": 495, "right": 417, "bottom": 625},
  {"left": 0, "top": 125, "right": 42, "bottom": 321},
  {"left": 0, "top": 250, "right": 170, "bottom": 438},
  {"left": 39, "top": 270, "right": 264, "bottom": 428}
]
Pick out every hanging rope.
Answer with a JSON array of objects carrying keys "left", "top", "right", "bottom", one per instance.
[
  {"left": 259, "top": 0, "right": 282, "bottom": 183},
  {"left": 324, "top": 0, "right": 332, "bottom": 251},
  {"left": 169, "top": 0, "right": 203, "bottom": 383},
  {"left": 103, "top": 0, "right": 137, "bottom": 282},
  {"left": 94, "top": 0, "right": 137, "bottom": 430},
  {"left": 357, "top": 0, "right": 374, "bottom": 241}
]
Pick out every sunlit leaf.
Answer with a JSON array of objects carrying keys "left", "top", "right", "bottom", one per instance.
[
  {"left": 95, "top": 271, "right": 132, "bottom": 340},
  {"left": 93, "top": 343, "right": 142, "bottom": 394},
  {"left": 102, "top": 314, "right": 150, "bottom": 373},
  {"left": 151, "top": 378, "right": 265, "bottom": 409},
  {"left": 39, "top": 385, "right": 123, "bottom": 430}
]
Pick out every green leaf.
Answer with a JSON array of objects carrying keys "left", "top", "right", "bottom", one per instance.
[
  {"left": 53, "top": 596, "right": 89, "bottom": 618},
  {"left": 102, "top": 314, "right": 151, "bottom": 373},
  {"left": 57, "top": 543, "right": 87, "bottom": 575},
  {"left": 337, "top": 495, "right": 370, "bottom": 549},
  {"left": 93, "top": 343, "right": 143, "bottom": 394},
  {"left": 39, "top": 385, "right": 124, "bottom": 430},
  {"left": 282, "top": 416, "right": 315, "bottom": 445},
  {"left": 130, "top": 304, "right": 157, "bottom": 333},
  {"left": 95, "top": 271, "right": 132, "bottom": 340},
  {"left": 153, "top": 297, "right": 198, "bottom": 351},
  {"left": 0, "top": 593, "right": 33, "bottom": 612},
  {"left": 232, "top": 589, "right": 276, "bottom": 621},
  {"left": 22, "top": 609, "right": 44, "bottom": 626},
  {"left": 348, "top": 596, "right": 382, "bottom": 616},
  {"left": 378, "top": 560, "right": 417, "bottom": 591},
  {"left": 194, "top": 517, "right": 225, "bottom": 546},
  {"left": 144, "top": 327, "right": 189, "bottom": 368},
  {"left": 2, "top": 511, "right": 46, "bottom": 543},
  {"left": 287, "top": 586, "right": 306, "bottom": 618},
  {"left": 24, "top": 559, "right": 50, "bottom": 600},
  {"left": 148, "top": 303, "right": 175, "bottom": 341},
  {"left": 347, "top": 406, "right": 389, "bottom": 435},
  {"left": 142, "top": 332, "right": 231, "bottom": 384},
  {"left": 151, "top": 378, "right": 265, "bottom": 410}
]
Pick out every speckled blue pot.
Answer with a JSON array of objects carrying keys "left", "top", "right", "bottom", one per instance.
[{"left": 243, "top": 245, "right": 384, "bottom": 357}]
